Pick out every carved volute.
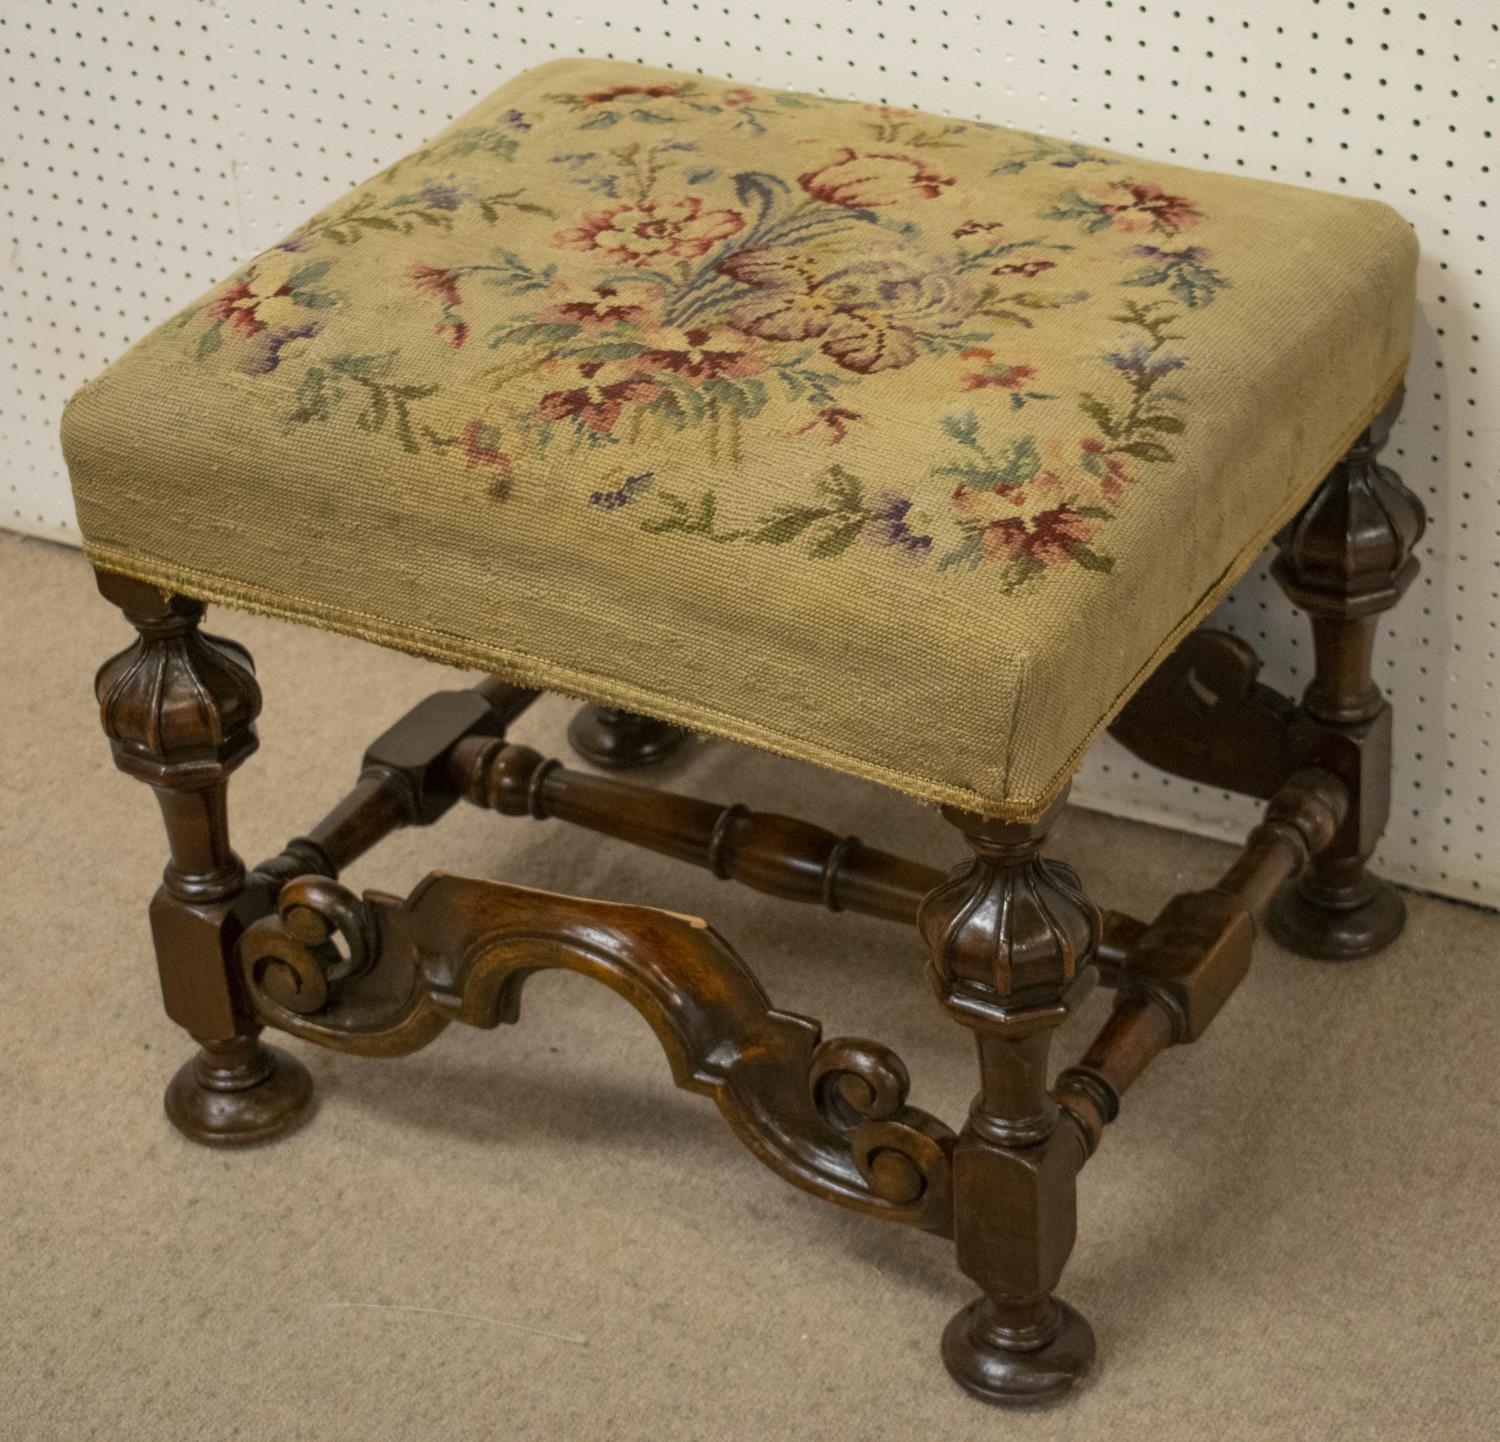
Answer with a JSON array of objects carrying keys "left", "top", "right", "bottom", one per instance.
[{"left": 919, "top": 793, "right": 1098, "bottom": 1021}]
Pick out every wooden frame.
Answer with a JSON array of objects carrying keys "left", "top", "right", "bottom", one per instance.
[{"left": 90, "top": 388, "right": 1423, "bottom": 1405}]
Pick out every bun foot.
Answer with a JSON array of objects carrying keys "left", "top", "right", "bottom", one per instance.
[
  {"left": 567, "top": 705, "right": 687, "bottom": 769},
  {"left": 165, "top": 1037, "right": 314, "bottom": 1147},
  {"left": 1267, "top": 869, "right": 1407, "bottom": 961},
  {"left": 941, "top": 1296, "right": 1094, "bottom": 1407}
]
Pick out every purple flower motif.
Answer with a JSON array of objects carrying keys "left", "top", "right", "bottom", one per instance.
[
  {"left": 1105, "top": 341, "right": 1187, "bottom": 379},
  {"left": 502, "top": 108, "right": 532, "bottom": 131},
  {"left": 240, "top": 321, "right": 323, "bottom": 376},
  {"left": 589, "top": 471, "right": 655, "bottom": 510},
  {"left": 868, "top": 493, "right": 934, "bottom": 558},
  {"left": 419, "top": 181, "right": 466, "bottom": 211}
]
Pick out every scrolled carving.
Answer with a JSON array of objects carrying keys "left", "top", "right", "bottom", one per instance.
[
  {"left": 241, "top": 869, "right": 957, "bottom": 1233},
  {"left": 810, "top": 1038, "right": 955, "bottom": 1213},
  {"left": 240, "top": 875, "right": 377, "bottom": 1017}
]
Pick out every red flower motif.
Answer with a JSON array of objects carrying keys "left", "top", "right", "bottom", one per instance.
[
  {"left": 581, "top": 82, "right": 682, "bottom": 105},
  {"left": 1080, "top": 438, "right": 1137, "bottom": 498},
  {"left": 458, "top": 421, "right": 514, "bottom": 496},
  {"left": 959, "top": 349, "right": 1036, "bottom": 391},
  {"left": 953, "top": 219, "right": 1006, "bottom": 238},
  {"left": 538, "top": 376, "right": 663, "bottom": 433},
  {"left": 554, "top": 197, "right": 745, "bottom": 267},
  {"left": 995, "top": 258, "right": 1057, "bottom": 278},
  {"left": 722, "top": 87, "right": 756, "bottom": 108},
  {"left": 205, "top": 282, "right": 266, "bottom": 337},
  {"left": 438, "top": 319, "right": 469, "bottom": 349},
  {"left": 792, "top": 406, "right": 864, "bottom": 444},
  {"left": 408, "top": 263, "right": 463, "bottom": 308},
  {"left": 979, "top": 504, "right": 1098, "bottom": 565},
  {"left": 1083, "top": 181, "right": 1201, "bottom": 235},
  {"left": 632, "top": 328, "right": 765, "bottom": 380},
  {"left": 798, "top": 149, "right": 955, "bottom": 208},
  {"left": 538, "top": 285, "right": 652, "bottom": 329}
]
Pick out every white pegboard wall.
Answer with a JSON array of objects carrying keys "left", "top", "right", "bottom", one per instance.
[{"left": 1, "top": 1, "right": 1496, "bottom": 905}]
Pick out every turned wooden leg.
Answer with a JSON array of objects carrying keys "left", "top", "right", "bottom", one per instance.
[
  {"left": 94, "top": 570, "right": 312, "bottom": 1145},
  {"left": 567, "top": 704, "right": 686, "bottom": 769},
  {"left": 1269, "top": 385, "right": 1426, "bottom": 960},
  {"left": 919, "top": 790, "right": 1099, "bottom": 1405}
]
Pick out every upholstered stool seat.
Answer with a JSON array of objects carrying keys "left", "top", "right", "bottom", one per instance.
[{"left": 63, "top": 58, "right": 1416, "bottom": 819}]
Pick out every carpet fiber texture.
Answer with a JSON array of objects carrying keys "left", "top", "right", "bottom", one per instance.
[{"left": 1, "top": 530, "right": 1495, "bottom": 1441}]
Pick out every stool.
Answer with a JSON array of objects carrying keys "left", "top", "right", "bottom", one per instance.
[{"left": 63, "top": 59, "right": 1424, "bottom": 1406}]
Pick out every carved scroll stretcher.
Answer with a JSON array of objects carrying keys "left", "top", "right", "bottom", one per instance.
[{"left": 241, "top": 871, "right": 956, "bottom": 1234}]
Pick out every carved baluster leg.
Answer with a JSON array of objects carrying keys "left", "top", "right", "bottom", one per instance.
[
  {"left": 94, "top": 570, "right": 313, "bottom": 1144},
  {"left": 567, "top": 704, "right": 686, "bottom": 769},
  {"left": 1269, "top": 386, "right": 1426, "bottom": 960},
  {"left": 919, "top": 791, "right": 1098, "bottom": 1405}
]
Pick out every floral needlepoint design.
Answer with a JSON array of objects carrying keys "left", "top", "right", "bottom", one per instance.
[
  {"left": 581, "top": 82, "right": 684, "bottom": 106},
  {"left": 177, "top": 62, "right": 1232, "bottom": 596},
  {"left": 720, "top": 247, "right": 966, "bottom": 375},
  {"left": 589, "top": 470, "right": 655, "bottom": 510},
  {"left": 555, "top": 197, "right": 746, "bottom": 265},
  {"left": 798, "top": 149, "right": 956, "bottom": 208},
  {"left": 459, "top": 419, "right": 511, "bottom": 471},
  {"left": 1123, "top": 245, "right": 1231, "bottom": 308},
  {"left": 958, "top": 350, "right": 1056, "bottom": 409},
  {"left": 1047, "top": 180, "right": 1202, "bottom": 236},
  {"left": 539, "top": 375, "right": 665, "bottom": 435},
  {"left": 196, "top": 255, "right": 337, "bottom": 374},
  {"left": 793, "top": 406, "right": 864, "bottom": 444}
]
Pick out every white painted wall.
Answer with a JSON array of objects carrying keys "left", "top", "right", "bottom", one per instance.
[{"left": 3, "top": 1, "right": 1495, "bottom": 903}]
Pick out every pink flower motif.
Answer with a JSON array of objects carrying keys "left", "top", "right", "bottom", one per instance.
[
  {"left": 1080, "top": 437, "right": 1138, "bottom": 498},
  {"left": 722, "top": 87, "right": 756, "bottom": 108},
  {"left": 553, "top": 197, "right": 745, "bottom": 267},
  {"left": 409, "top": 263, "right": 463, "bottom": 308},
  {"left": 438, "top": 319, "right": 469, "bottom": 349},
  {"left": 798, "top": 149, "right": 955, "bottom": 208},
  {"left": 458, "top": 421, "right": 514, "bottom": 496},
  {"left": 1082, "top": 181, "right": 1201, "bottom": 235},
  {"left": 951, "top": 491, "right": 1098, "bottom": 567},
  {"left": 206, "top": 281, "right": 270, "bottom": 338}
]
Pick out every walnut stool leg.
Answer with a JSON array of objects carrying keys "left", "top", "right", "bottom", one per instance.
[
  {"left": 567, "top": 704, "right": 687, "bottom": 769},
  {"left": 919, "top": 791, "right": 1098, "bottom": 1404},
  {"left": 1269, "top": 386, "right": 1426, "bottom": 960},
  {"left": 95, "top": 570, "right": 312, "bottom": 1145}
]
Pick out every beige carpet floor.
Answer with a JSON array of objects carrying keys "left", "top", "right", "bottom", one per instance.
[{"left": 1, "top": 529, "right": 1496, "bottom": 1441}]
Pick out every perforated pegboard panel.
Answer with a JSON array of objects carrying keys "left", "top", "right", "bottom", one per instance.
[{"left": 3, "top": 2, "right": 1495, "bottom": 904}]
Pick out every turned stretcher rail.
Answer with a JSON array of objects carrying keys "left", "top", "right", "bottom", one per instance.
[
  {"left": 252, "top": 679, "right": 1159, "bottom": 946},
  {"left": 449, "top": 736, "right": 945, "bottom": 924},
  {"left": 1055, "top": 766, "right": 1350, "bottom": 1160},
  {"left": 253, "top": 679, "right": 539, "bottom": 882}
]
